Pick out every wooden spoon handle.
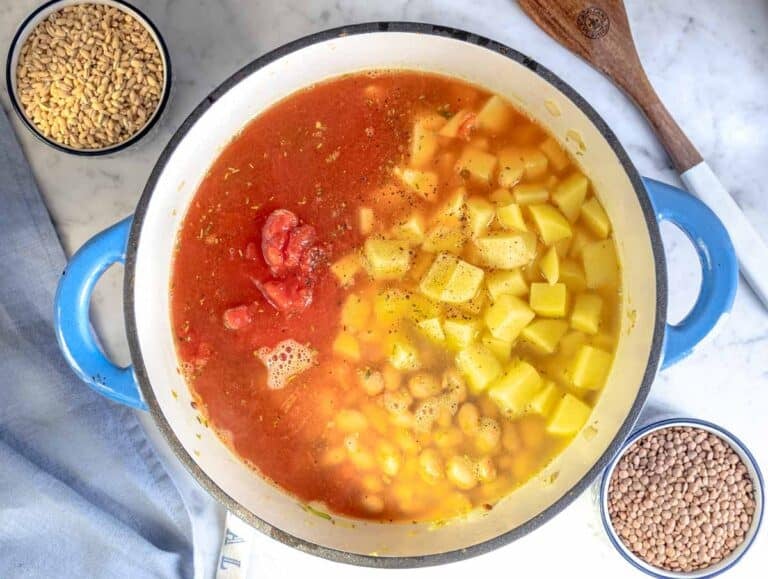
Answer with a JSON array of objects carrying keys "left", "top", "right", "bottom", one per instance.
[{"left": 621, "top": 71, "right": 703, "bottom": 173}]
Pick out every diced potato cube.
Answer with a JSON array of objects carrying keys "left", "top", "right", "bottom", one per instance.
[
  {"left": 419, "top": 252, "right": 484, "bottom": 304},
  {"left": 497, "top": 148, "right": 526, "bottom": 188},
  {"left": 582, "top": 240, "right": 619, "bottom": 288},
  {"left": 407, "top": 251, "right": 434, "bottom": 282},
  {"left": 481, "top": 332, "right": 513, "bottom": 362},
  {"left": 520, "top": 319, "right": 569, "bottom": 354},
  {"left": 422, "top": 221, "right": 467, "bottom": 254},
  {"left": 488, "top": 360, "right": 542, "bottom": 417},
  {"left": 438, "top": 109, "right": 475, "bottom": 138},
  {"left": 374, "top": 288, "right": 440, "bottom": 323},
  {"left": 559, "top": 331, "right": 589, "bottom": 357},
  {"left": 530, "top": 282, "right": 568, "bottom": 318},
  {"left": 540, "top": 246, "right": 559, "bottom": 284},
  {"left": 457, "top": 289, "right": 488, "bottom": 315},
  {"left": 569, "top": 226, "right": 596, "bottom": 259},
  {"left": 552, "top": 172, "right": 588, "bottom": 222},
  {"left": 490, "top": 187, "right": 514, "bottom": 205},
  {"left": 484, "top": 294, "right": 535, "bottom": 341},
  {"left": 570, "top": 293, "right": 603, "bottom": 334},
  {"left": 466, "top": 196, "right": 495, "bottom": 237},
  {"left": 496, "top": 203, "right": 527, "bottom": 231},
  {"left": 539, "top": 137, "right": 570, "bottom": 173},
  {"left": 417, "top": 317, "right": 445, "bottom": 343},
  {"left": 363, "top": 238, "right": 413, "bottom": 280},
  {"left": 456, "top": 147, "right": 497, "bottom": 182},
  {"left": 580, "top": 197, "right": 611, "bottom": 239},
  {"left": 474, "top": 231, "right": 537, "bottom": 269},
  {"left": 528, "top": 204, "right": 572, "bottom": 245},
  {"left": 554, "top": 237, "right": 573, "bottom": 260},
  {"left": 410, "top": 121, "right": 439, "bottom": 168},
  {"left": 475, "top": 95, "right": 513, "bottom": 133},
  {"left": 547, "top": 393, "right": 591, "bottom": 436},
  {"left": 513, "top": 183, "right": 549, "bottom": 205},
  {"left": 393, "top": 167, "right": 439, "bottom": 201},
  {"left": 521, "top": 148, "right": 548, "bottom": 179},
  {"left": 416, "top": 112, "right": 447, "bottom": 131},
  {"left": 442, "top": 260, "right": 484, "bottom": 304},
  {"left": 529, "top": 381, "right": 561, "bottom": 417},
  {"left": 469, "top": 136, "right": 490, "bottom": 150},
  {"left": 498, "top": 146, "right": 549, "bottom": 181},
  {"left": 340, "top": 294, "right": 371, "bottom": 332},
  {"left": 333, "top": 332, "right": 360, "bottom": 361},
  {"left": 444, "top": 316, "right": 480, "bottom": 349},
  {"left": 419, "top": 253, "right": 454, "bottom": 301},
  {"left": 455, "top": 344, "right": 503, "bottom": 393},
  {"left": 486, "top": 269, "right": 528, "bottom": 300},
  {"left": 438, "top": 187, "right": 467, "bottom": 220},
  {"left": 592, "top": 330, "right": 616, "bottom": 351},
  {"left": 330, "top": 253, "right": 360, "bottom": 288},
  {"left": 559, "top": 259, "right": 587, "bottom": 292},
  {"left": 568, "top": 344, "right": 612, "bottom": 390},
  {"left": 359, "top": 207, "right": 374, "bottom": 235},
  {"left": 388, "top": 334, "right": 421, "bottom": 371},
  {"left": 391, "top": 214, "right": 425, "bottom": 245}
]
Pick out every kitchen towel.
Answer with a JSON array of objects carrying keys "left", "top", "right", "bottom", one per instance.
[{"left": 0, "top": 105, "right": 199, "bottom": 578}]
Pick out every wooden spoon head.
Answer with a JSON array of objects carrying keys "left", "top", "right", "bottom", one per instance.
[{"left": 518, "top": 0, "right": 646, "bottom": 89}]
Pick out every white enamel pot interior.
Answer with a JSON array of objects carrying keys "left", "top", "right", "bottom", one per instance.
[{"left": 125, "top": 23, "right": 665, "bottom": 567}]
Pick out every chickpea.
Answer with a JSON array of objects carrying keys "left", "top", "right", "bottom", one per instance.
[
  {"left": 478, "top": 396, "right": 500, "bottom": 419},
  {"left": 321, "top": 447, "right": 346, "bottom": 466},
  {"left": 414, "top": 398, "right": 440, "bottom": 432},
  {"left": 502, "top": 421, "right": 523, "bottom": 452},
  {"left": 376, "top": 441, "right": 402, "bottom": 477},
  {"left": 475, "top": 417, "right": 501, "bottom": 453},
  {"left": 361, "top": 493, "right": 385, "bottom": 514},
  {"left": 447, "top": 455, "right": 478, "bottom": 490},
  {"left": 382, "top": 364, "right": 402, "bottom": 391},
  {"left": 442, "top": 369, "right": 467, "bottom": 403},
  {"left": 357, "top": 367, "right": 384, "bottom": 396},
  {"left": 362, "top": 474, "right": 384, "bottom": 493},
  {"left": 434, "top": 426, "right": 463, "bottom": 450},
  {"left": 335, "top": 409, "right": 368, "bottom": 433},
  {"left": 419, "top": 448, "right": 444, "bottom": 483},
  {"left": 408, "top": 372, "right": 441, "bottom": 399},
  {"left": 475, "top": 456, "right": 498, "bottom": 482},
  {"left": 350, "top": 450, "right": 375, "bottom": 470},
  {"left": 383, "top": 389, "right": 413, "bottom": 415},
  {"left": 457, "top": 402, "right": 480, "bottom": 435}
]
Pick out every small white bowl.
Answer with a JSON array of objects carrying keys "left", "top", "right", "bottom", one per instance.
[
  {"left": 600, "top": 418, "right": 764, "bottom": 578},
  {"left": 5, "top": 0, "right": 172, "bottom": 156}
]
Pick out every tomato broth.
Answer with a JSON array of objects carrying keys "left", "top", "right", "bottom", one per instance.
[{"left": 171, "top": 71, "right": 621, "bottom": 522}]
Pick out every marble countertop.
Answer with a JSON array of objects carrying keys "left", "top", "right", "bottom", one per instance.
[{"left": 2, "top": 0, "right": 766, "bottom": 577}]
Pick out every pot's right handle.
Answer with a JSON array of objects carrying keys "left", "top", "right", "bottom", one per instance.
[
  {"left": 54, "top": 216, "right": 146, "bottom": 410},
  {"left": 643, "top": 178, "right": 738, "bottom": 368}
]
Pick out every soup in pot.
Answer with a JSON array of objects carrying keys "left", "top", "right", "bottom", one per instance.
[{"left": 171, "top": 71, "right": 621, "bottom": 522}]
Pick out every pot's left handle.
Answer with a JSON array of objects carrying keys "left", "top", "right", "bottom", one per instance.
[{"left": 54, "top": 217, "right": 146, "bottom": 410}]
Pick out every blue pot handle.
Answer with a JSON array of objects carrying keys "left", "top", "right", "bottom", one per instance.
[
  {"left": 54, "top": 217, "right": 146, "bottom": 410},
  {"left": 643, "top": 178, "right": 738, "bottom": 368}
]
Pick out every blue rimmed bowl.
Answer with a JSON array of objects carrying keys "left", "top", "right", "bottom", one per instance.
[
  {"left": 600, "top": 418, "right": 764, "bottom": 578},
  {"left": 5, "top": 0, "right": 172, "bottom": 156}
]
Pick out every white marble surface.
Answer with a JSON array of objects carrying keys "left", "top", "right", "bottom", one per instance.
[{"left": 2, "top": 0, "right": 767, "bottom": 577}]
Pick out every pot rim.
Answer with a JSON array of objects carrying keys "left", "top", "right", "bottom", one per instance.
[{"left": 123, "top": 21, "right": 667, "bottom": 568}]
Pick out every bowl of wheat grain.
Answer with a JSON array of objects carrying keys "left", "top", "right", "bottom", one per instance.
[{"left": 6, "top": 0, "right": 171, "bottom": 155}]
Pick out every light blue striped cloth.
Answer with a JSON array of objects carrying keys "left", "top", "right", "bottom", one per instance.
[{"left": 0, "top": 106, "right": 199, "bottom": 578}]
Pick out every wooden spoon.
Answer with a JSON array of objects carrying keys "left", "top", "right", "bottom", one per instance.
[{"left": 519, "top": 0, "right": 768, "bottom": 310}]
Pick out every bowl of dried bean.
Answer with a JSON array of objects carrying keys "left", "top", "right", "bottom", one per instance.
[
  {"left": 600, "top": 419, "right": 763, "bottom": 578},
  {"left": 5, "top": 0, "right": 171, "bottom": 155}
]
